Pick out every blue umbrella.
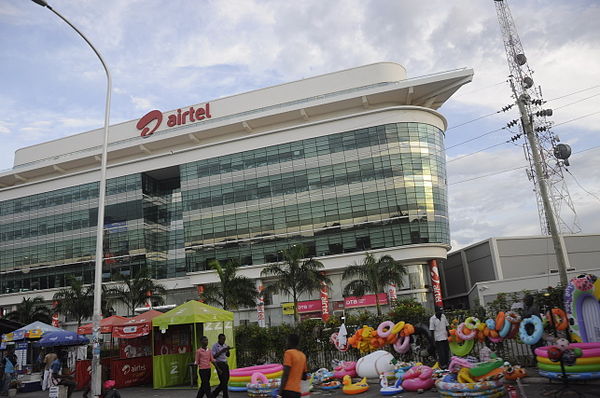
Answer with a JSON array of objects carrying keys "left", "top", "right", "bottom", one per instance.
[{"left": 36, "top": 331, "right": 89, "bottom": 347}]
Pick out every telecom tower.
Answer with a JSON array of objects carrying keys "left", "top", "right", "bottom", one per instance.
[{"left": 493, "top": 0, "right": 580, "bottom": 285}]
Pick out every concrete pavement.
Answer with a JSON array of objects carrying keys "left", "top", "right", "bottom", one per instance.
[{"left": 15, "top": 380, "right": 600, "bottom": 398}]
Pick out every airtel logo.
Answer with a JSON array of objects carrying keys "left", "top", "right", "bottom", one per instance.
[
  {"left": 137, "top": 103, "right": 212, "bottom": 137},
  {"left": 122, "top": 364, "right": 147, "bottom": 375}
]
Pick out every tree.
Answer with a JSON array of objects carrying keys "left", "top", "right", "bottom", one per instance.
[
  {"left": 261, "top": 244, "right": 331, "bottom": 323},
  {"left": 52, "top": 277, "right": 115, "bottom": 326},
  {"left": 4, "top": 296, "right": 51, "bottom": 324},
  {"left": 106, "top": 269, "right": 167, "bottom": 316},
  {"left": 200, "top": 259, "right": 258, "bottom": 310},
  {"left": 53, "top": 277, "right": 93, "bottom": 327},
  {"left": 342, "top": 253, "right": 407, "bottom": 316}
]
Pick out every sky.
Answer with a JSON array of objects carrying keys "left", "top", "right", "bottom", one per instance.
[{"left": 1, "top": 0, "right": 599, "bottom": 251}]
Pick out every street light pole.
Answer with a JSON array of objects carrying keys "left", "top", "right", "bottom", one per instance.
[{"left": 31, "top": 1, "right": 111, "bottom": 396}]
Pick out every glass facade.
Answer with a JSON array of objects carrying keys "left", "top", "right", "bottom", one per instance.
[
  {"left": 181, "top": 122, "right": 448, "bottom": 270},
  {"left": 0, "top": 121, "right": 448, "bottom": 293}
]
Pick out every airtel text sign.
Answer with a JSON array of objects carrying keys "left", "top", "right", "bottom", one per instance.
[{"left": 137, "top": 103, "right": 212, "bottom": 137}]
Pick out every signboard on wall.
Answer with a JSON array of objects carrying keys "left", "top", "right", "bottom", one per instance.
[{"left": 344, "top": 293, "right": 388, "bottom": 308}]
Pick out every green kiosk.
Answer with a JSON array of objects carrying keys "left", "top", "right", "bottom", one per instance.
[{"left": 152, "top": 301, "right": 236, "bottom": 388}]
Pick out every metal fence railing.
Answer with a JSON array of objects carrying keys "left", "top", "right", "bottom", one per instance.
[{"left": 237, "top": 337, "right": 539, "bottom": 370}]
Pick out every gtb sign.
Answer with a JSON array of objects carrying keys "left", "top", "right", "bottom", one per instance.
[{"left": 137, "top": 103, "right": 212, "bottom": 137}]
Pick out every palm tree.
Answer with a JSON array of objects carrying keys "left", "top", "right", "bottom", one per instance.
[
  {"left": 53, "top": 278, "right": 115, "bottom": 326},
  {"left": 261, "top": 244, "right": 331, "bottom": 323},
  {"left": 4, "top": 296, "right": 51, "bottom": 324},
  {"left": 53, "top": 277, "right": 93, "bottom": 327},
  {"left": 106, "top": 268, "right": 167, "bottom": 316},
  {"left": 342, "top": 253, "right": 407, "bottom": 316},
  {"left": 199, "top": 259, "right": 258, "bottom": 310}
]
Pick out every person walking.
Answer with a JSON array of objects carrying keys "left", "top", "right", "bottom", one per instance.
[
  {"left": 0, "top": 347, "right": 17, "bottom": 396},
  {"left": 278, "top": 334, "right": 307, "bottom": 398},
  {"left": 195, "top": 336, "right": 219, "bottom": 398},
  {"left": 211, "top": 334, "right": 231, "bottom": 398},
  {"left": 429, "top": 307, "right": 450, "bottom": 369},
  {"left": 42, "top": 349, "right": 57, "bottom": 391}
]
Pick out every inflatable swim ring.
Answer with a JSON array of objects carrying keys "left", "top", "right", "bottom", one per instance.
[
  {"left": 537, "top": 356, "right": 600, "bottom": 366},
  {"left": 464, "top": 317, "right": 480, "bottom": 330},
  {"left": 376, "top": 321, "right": 395, "bottom": 338},
  {"left": 519, "top": 315, "right": 543, "bottom": 345},
  {"left": 342, "top": 376, "right": 369, "bottom": 395},
  {"left": 402, "top": 365, "right": 434, "bottom": 392},
  {"left": 379, "top": 375, "right": 403, "bottom": 396},
  {"left": 494, "top": 312, "right": 505, "bottom": 331},
  {"left": 538, "top": 369, "right": 600, "bottom": 380},
  {"left": 392, "top": 335, "right": 410, "bottom": 354},
  {"left": 390, "top": 321, "right": 405, "bottom": 335},
  {"left": 333, "top": 361, "right": 357, "bottom": 379},
  {"left": 449, "top": 339, "right": 475, "bottom": 357},
  {"left": 546, "top": 308, "right": 568, "bottom": 331},
  {"left": 535, "top": 342, "right": 600, "bottom": 358},
  {"left": 230, "top": 364, "right": 283, "bottom": 377},
  {"left": 456, "top": 323, "right": 476, "bottom": 340},
  {"left": 230, "top": 370, "right": 282, "bottom": 383}
]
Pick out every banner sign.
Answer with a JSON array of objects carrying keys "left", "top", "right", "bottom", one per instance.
[
  {"left": 112, "top": 356, "right": 152, "bottom": 388},
  {"left": 429, "top": 259, "right": 444, "bottom": 307},
  {"left": 119, "top": 335, "right": 152, "bottom": 359},
  {"left": 282, "top": 300, "right": 322, "bottom": 314},
  {"left": 281, "top": 303, "right": 295, "bottom": 315},
  {"left": 320, "top": 282, "right": 330, "bottom": 322},
  {"left": 256, "top": 280, "right": 265, "bottom": 327},
  {"left": 344, "top": 293, "right": 388, "bottom": 308},
  {"left": 76, "top": 360, "right": 91, "bottom": 390},
  {"left": 387, "top": 283, "right": 398, "bottom": 303},
  {"left": 113, "top": 324, "right": 151, "bottom": 340}
]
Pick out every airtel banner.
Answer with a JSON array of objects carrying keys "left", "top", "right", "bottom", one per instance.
[
  {"left": 137, "top": 103, "right": 212, "bottom": 137},
  {"left": 112, "top": 356, "right": 152, "bottom": 388},
  {"left": 344, "top": 293, "right": 388, "bottom": 308}
]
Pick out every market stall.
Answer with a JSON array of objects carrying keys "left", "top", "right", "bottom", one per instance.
[
  {"left": 152, "top": 301, "right": 235, "bottom": 388},
  {"left": 109, "top": 310, "right": 163, "bottom": 388},
  {"left": 76, "top": 315, "right": 129, "bottom": 390},
  {"left": 1, "top": 321, "right": 63, "bottom": 392}
]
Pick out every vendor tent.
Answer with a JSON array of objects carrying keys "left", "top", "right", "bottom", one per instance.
[
  {"left": 77, "top": 315, "right": 128, "bottom": 335},
  {"left": 152, "top": 301, "right": 235, "bottom": 389},
  {"left": 3, "top": 321, "right": 62, "bottom": 342},
  {"left": 36, "top": 330, "right": 89, "bottom": 347},
  {"left": 113, "top": 310, "right": 163, "bottom": 339}
]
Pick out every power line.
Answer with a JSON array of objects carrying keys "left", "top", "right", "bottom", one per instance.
[
  {"left": 445, "top": 128, "right": 504, "bottom": 150},
  {"left": 447, "top": 111, "right": 502, "bottom": 131},
  {"left": 546, "top": 83, "right": 600, "bottom": 102},
  {"left": 447, "top": 110, "right": 600, "bottom": 162},
  {"left": 565, "top": 169, "right": 600, "bottom": 204},
  {"left": 554, "top": 92, "right": 600, "bottom": 110},
  {"left": 449, "top": 165, "right": 527, "bottom": 186},
  {"left": 447, "top": 144, "right": 600, "bottom": 186},
  {"left": 446, "top": 84, "right": 600, "bottom": 133},
  {"left": 447, "top": 141, "right": 509, "bottom": 163}
]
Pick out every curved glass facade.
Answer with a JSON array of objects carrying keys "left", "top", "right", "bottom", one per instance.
[
  {"left": 181, "top": 122, "right": 448, "bottom": 271},
  {"left": 0, "top": 121, "right": 448, "bottom": 293}
]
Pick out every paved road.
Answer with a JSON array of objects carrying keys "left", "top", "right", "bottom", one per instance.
[{"left": 18, "top": 380, "right": 600, "bottom": 398}]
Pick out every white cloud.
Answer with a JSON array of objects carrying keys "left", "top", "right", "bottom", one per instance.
[{"left": 1, "top": 0, "right": 599, "bottom": 251}]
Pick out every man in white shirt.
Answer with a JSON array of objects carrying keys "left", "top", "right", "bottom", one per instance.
[{"left": 429, "top": 307, "right": 450, "bottom": 369}]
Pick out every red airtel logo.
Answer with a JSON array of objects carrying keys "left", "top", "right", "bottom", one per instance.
[{"left": 137, "top": 103, "right": 211, "bottom": 137}]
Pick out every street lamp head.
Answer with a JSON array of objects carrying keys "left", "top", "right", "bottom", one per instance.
[{"left": 31, "top": 0, "right": 50, "bottom": 7}]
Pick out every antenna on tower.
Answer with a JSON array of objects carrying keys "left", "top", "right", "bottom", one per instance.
[{"left": 493, "top": 0, "right": 581, "bottom": 285}]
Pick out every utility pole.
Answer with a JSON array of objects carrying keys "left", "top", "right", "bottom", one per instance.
[
  {"left": 493, "top": 0, "right": 575, "bottom": 285},
  {"left": 512, "top": 81, "right": 570, "bottom": 286}
]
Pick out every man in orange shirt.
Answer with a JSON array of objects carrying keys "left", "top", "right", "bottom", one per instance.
[{"left": 278, "top": 334, "right": 307, "bottom": 398}]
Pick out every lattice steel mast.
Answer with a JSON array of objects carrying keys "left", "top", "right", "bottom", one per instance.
[{"left": 493, "top": 0, "right": 580, "bottom": 285}]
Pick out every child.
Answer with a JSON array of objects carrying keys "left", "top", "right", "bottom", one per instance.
[{"left": 103, "top": 380, "right": 121, "bottom": 398}]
